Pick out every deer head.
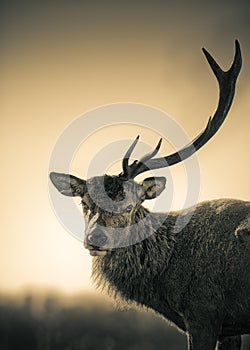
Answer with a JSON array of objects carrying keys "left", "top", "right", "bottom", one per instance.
[
  {"left": 50, "top": 172, "right": 167, "bottom": 255},
  {"left": 50, "top": 41, "right": 241, "bottom": 256}
]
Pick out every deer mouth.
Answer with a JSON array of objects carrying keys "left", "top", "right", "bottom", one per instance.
[
  {"left": 89, "top": 249, "right": 108, "bottom": 257},
  {"left": 85, "top": 244, "right": 111, "bottom": 256},
  {"left": 84, "top": 241, "right": 112, "bottom": 256}
]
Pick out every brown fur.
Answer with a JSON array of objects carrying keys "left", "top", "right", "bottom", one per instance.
[{"left": 50, "top": 172, "right": 250, "bottom": 350}]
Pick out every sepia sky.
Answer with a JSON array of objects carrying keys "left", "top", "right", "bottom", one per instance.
[{"left": 1, "top": 0, "right": 250, "bottom": 294}]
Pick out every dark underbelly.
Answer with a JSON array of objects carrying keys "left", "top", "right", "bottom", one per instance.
[{"left": 221, "top": 318, "right": 250, "bottom": 337}]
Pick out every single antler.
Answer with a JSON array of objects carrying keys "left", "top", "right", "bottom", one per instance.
[{"left": 121, "top": 40, "right": 242, "bottom": 180}]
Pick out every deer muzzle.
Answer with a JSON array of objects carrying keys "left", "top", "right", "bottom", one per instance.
[{"left": 85, "top": 229, "right": 110, "bottom": 256}]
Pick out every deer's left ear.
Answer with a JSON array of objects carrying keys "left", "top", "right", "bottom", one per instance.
[{"left": 141, "top": 177, "right": 166, "bottom": 200}]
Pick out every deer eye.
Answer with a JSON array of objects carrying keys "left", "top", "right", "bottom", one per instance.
[{"left": 125, "top": 204, "right": 133, "bottom": 212}]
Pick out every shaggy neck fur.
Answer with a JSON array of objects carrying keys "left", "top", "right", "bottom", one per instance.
[{"left": 92, "top": 206, "right": 176, "bottom": 307}]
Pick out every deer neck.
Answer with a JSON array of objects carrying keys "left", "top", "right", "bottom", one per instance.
[{"left": 92, "top": 208, "right": 176, "bottom": 306}]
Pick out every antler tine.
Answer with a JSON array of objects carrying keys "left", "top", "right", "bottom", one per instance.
[
  {"left": 230, "top": 40, "right": 242, "bottom": 76},
  {"left": 122, "top": 135, "right": 140, "bottom": 178},
  {"left": 139, "top": 138, "right": 163, "bottom": 164},
  {"left": 196, "top": 40, "right": 242, "bottom": 143},
  {"left": 202, "top": 40, "right": 241, "bottom": 82},
  {"left": 121, "top": 137, "right": 162, "bottom": 179},
  {"left": 127, "top": 40, "right": 242, "bottom": 178},
  {"left": 129, "top": 138, "right": 163, "bottom": 178}
]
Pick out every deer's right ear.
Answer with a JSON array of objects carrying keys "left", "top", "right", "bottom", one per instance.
[{"left": 49, "top": 172, "right": 86, "bottom": 197}]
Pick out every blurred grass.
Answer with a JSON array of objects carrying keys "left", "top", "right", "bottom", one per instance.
[
  {"left": 0, "top": 292, "right": 186, "bottom": 350},
  {"left": 0, "top": 293, "right": 249, "bottom": 349}
]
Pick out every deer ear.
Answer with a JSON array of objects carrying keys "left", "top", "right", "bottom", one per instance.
[
  {"left": 49, "top": 172, "right": 86, "bottom": 197},
  {"left": 141, "top": 177, "right": 166, "bottom": 200}
]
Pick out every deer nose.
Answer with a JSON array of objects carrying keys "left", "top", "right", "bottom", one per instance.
[{"left": 87, "top": 230, "right": 107, "bottom": 248}]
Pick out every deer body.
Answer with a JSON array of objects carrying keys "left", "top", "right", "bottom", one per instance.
[
  {"left": 92, "top": 198, "right": 250, "bottom": 349},
  {"left": 50, "top": 41, "right": 249, "bottom": 349}
]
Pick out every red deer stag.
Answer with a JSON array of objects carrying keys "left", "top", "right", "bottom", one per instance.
[{"left": 50, "top": 41, "right": 250, "bottom": 350}]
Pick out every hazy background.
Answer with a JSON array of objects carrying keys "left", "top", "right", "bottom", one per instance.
[{"left": 1, "top": 0, "right": 250, "bottom": 348}]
